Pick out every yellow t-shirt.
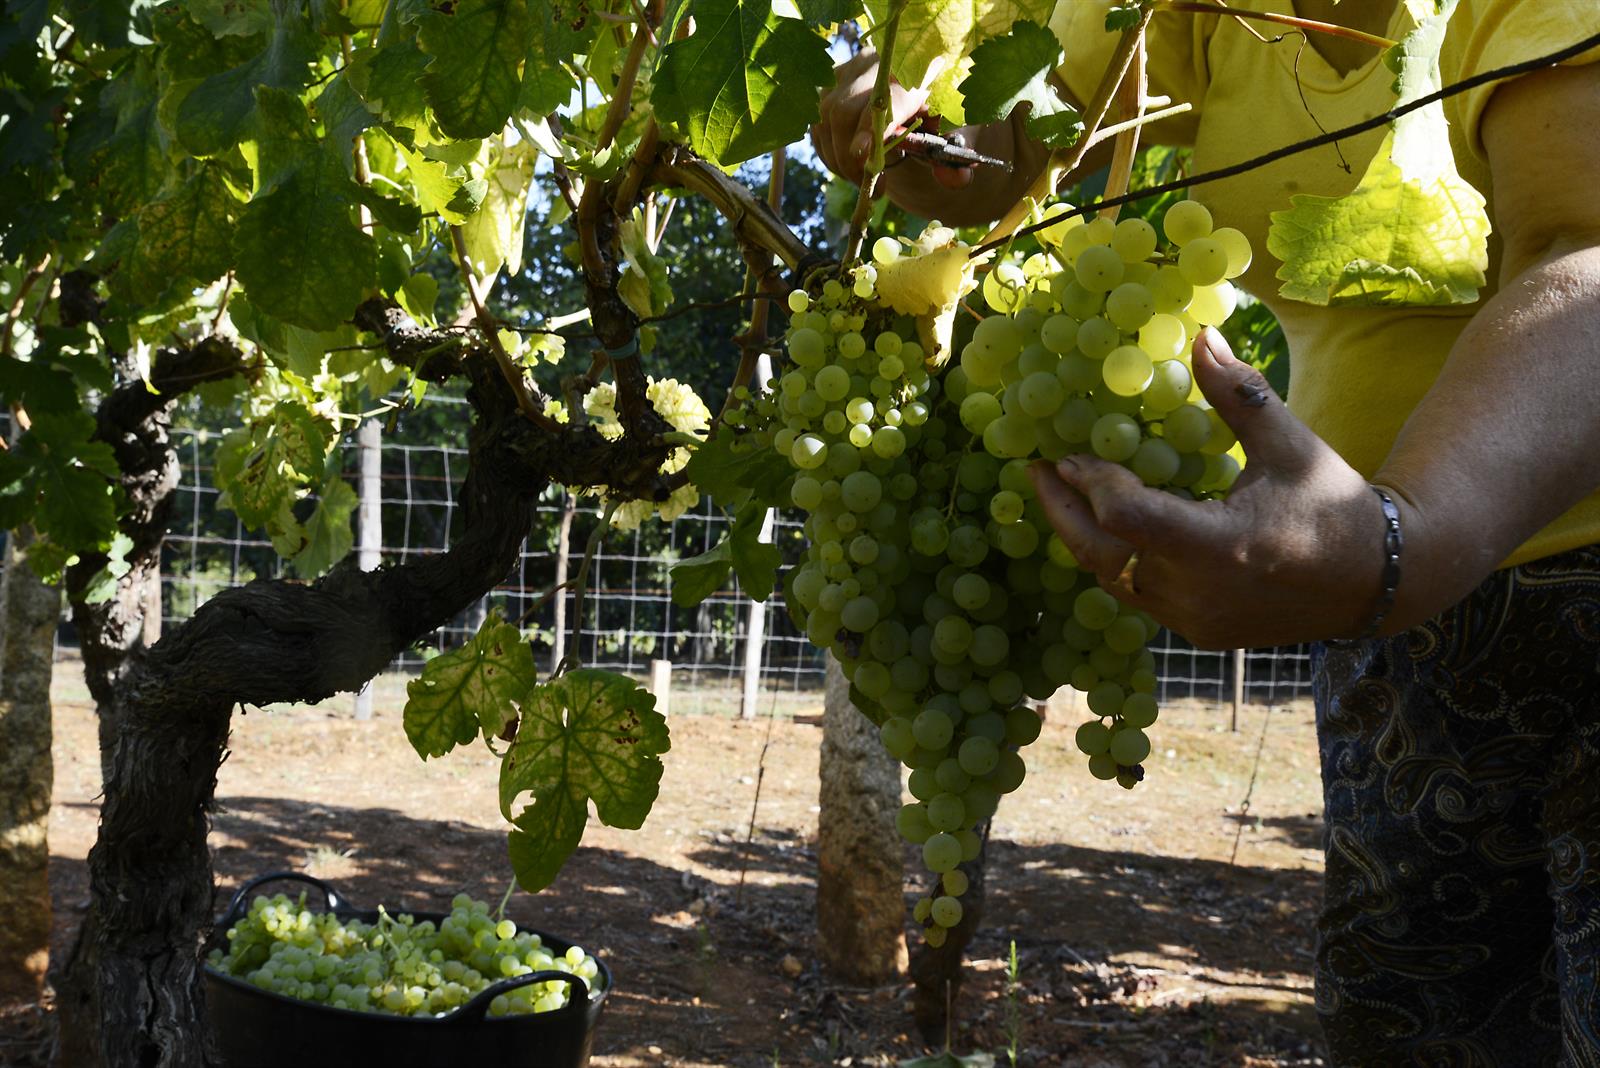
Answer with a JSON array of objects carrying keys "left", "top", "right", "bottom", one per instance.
[{"left": 1051, "top": 0, "right": 1600, "bottom": 566}]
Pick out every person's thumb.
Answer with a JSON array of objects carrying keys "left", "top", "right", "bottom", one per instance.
[{"left": 1191, "top": 327, "right": 1317, "bottom": 472}]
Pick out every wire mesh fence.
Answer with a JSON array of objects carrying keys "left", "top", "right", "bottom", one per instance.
[{"left": 142, "top": 424, "right": 1315, "bottom": 709}]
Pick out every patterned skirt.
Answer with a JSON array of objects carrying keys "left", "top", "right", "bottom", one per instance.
[{"left": 1312, "top": 545, "right": 1600, "bottom": 1067}]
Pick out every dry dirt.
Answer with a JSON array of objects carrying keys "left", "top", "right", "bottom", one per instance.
[{"left": 28, "top": 657, "right": 1329, "bottom": 1067}]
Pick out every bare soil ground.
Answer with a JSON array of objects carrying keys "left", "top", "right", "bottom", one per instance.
[{"left": 26, "top": 656, "right": 1329, "bottom": 1067}]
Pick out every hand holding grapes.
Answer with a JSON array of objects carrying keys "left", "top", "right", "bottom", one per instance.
[{"left": 1030, "top": 327, "right": 1389, "bottom": 651}]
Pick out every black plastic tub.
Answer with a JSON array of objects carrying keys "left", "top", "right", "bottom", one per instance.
[{"left": 203, "top": 873, "right": 610, "bottom": 1068}]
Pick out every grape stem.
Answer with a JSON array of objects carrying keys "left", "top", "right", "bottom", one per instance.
[
  {"left": 721, "top": 147, "right": 788, "bottom": 424},
  {"left": 1097, "top": 30, "right": 1148, "bottom": 222},
  {"left": 842, "top": 0, "right": 911, "bottom": 269},
  {"left": 554, "top": 499, "right": 619, "bottom": 677},
  {"left": 449, "top": 226, "right": 563, "bottom": 432}
]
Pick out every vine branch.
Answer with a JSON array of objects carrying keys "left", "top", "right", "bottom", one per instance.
[{"left": 449, "top": 226, "right": 562, "bottom": 431}]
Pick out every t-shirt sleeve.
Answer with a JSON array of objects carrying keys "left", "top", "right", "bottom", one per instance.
[
  {"left": 1444, "top": 0, "right": 1600, "bottom": 161},
  {"left": 1048, "top": 0, "right": 1215, "bottom": 147}
]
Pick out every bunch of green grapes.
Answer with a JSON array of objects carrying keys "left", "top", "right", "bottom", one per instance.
[
  {"left": 762, "top": 202, "right": 1250, "bottom": 943},
  {"left": 208, "top": 892, "right": 604, "bottom": 1018}
]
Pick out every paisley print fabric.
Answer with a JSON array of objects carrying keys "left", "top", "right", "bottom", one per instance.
[{"left": 1312, "top": 545, "right": 1600, "bottom": 1067}]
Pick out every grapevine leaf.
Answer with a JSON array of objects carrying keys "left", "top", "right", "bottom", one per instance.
[
  {"left": 235, "top": 88, "right": 376, "bottom": 330},
  {"left": 291, "top": 475, "right": 357, "bottom": 578},
  {"left": 780, "top": 563, "right": 808, "bottom": 633},
  {"left": 417, "top": 0, "right": 532, "bottom": 140},
  {"left": 1103, "top": 3, "right": 1142, "bottom": 32},
  {"left": 345, "top": 40, "right": 431, "bottom": 127},
  {"left": 500, "top": 669, "right": 669, "bottom": 893},
  {"left": 215, "top": 401, "right": 330, "bottom": 528},
  {"left": 517, "top": 0, "right": 585, "bottom": 116},
  {"left": 669, "top": 536, "right": 732, "bottom": 607},
  {"left": 616, "top": 209, "right": 673, "bottom": 318},
  {"left": 394, "top": 139, "right": 487, "bottom": 225},
  {"left": 404, "top": 612, "right": 538, "bottom": 758},
  {"left": 186, "top": 0, "right": 275, "bottom": 37},
  {"left": 653, "top": 0, "right": 834, "bottom": 166},
  {"left": 864, "top": 0, "right": 1054, "bottom": 107},
  {"left": 0, "top": 412, "right": 120, "bottom": 552},
  {"left": 874, "top": 227, "right": 989, "bottom": 362},
  {"left": 314, "top": 72, "right": 376, "bottom": 175},
  {"left": 1267, "top": 0, "right": 1488, "bottom": 307},
  {"left": 0, "top": 354, "right": 81, "bottom": 417},
  {"left": 729, "top": 500, "right": 780, "bottom": 603},
  {"left": 680, "top": 424, "right": 792, "bottom": 512},
  {"left": 80, "top": 534, "right": 135, "bottom": 606},
  {"left": 173, "top": 0, "right": 316, "bottom": 157},
  {"left": 958, "top": 20, "right": 1082, "bottom": 148},
  {"left": 459, "top": 139, "right": 537, "bottom": 279},
  {"left": 355, "top": 185, "right": 423, "bottom": 234},
  {"left": 115, "top": 164, "right": 239, "bottom": 304}
]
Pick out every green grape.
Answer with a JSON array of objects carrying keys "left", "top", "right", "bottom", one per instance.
[
  {"left": 908, "top": 766, "right": 939, "bottom": 800},
  {"left": 1212, "top": 226, "right": 1253, "bottom": 278},
  {"left": 1122, "top": 692, "right": 1159, "bottom": 729},
  {"left": 1090, "top": 413, "right": 1140, "bottom": 461},
  {"left": 789, "top": 327, "right": 825, "bottom": 366},
  {"left": 848, "top": 423, "right": 873, "bottom": 447},
  {"left": 1109, "top": 726, "right": 1152, "bottom": 765},
  {"left": 989, "top": 490, "right": 1024, "bottom": 525},
  {"left": 1040, "top": 314, "right": 1078, "bottom": 354},
  {"left": 943, "top": 869, "right": 970, "bottom": 896},
  {"left": 957, "top": 735, "right": 999, "bottom": 776},
  {"left": 952, "top": 573, "right": 990, "bottom": 611},
  {"left": 791, "top": 434, "right": 828, "bottom": 469},
  {"left": 875, "top": 330, "right": 904, "bottom": 357},
  {"left": 1075, "top": 244, "right": 1125, "bottom": 292},
  {"left": 922, "top": 833, "right": 963, "bottom": 873},
  {"left": 1200, "top": 407, "right": 1238, "bottom": 455},
  {"left": 1017, "top": 371, "right": 1065, "bottom": 418},
  {"left": 960, "top": 392, "right": 1003, "bottom": 435},
  {"left": 881, "top": 716, "right": 916, "bottom": 759},
  {"left": 983, "top": 415, "right": 1036, "bottom": 459},
  {"left": 955, "top": 829, "right": 983, "bottom": 861},
  {"left": 935, "top": 757, "right": 973, "bottom": 794},
  {"left": 791, "top": 476, "right": 823, "bottom": 511},
  {"left": 1163, "top": 199, "right": 1214, "bottom": 246},
  {"left": 1005, "top": 706, "right": 1043, "bottom": 746},
  {"left": 840, "top": 470, "right": 883, "bottom": 513},
  {"left": 1110, "top": 217, "right": 1158, "bottom": 263},
  {"left": 1163, "top": 404, "right": 1212, "bottom": 452},
  {"left": 1074, "top": 587, "right": 1120, "bottom": 630},
  {"left": 988, "top": 670, "right": 1025, "bottom": 706},
  {"left": 1102, "top": 346, "right": 1154, "bottom": 397},
  {"left": 1087, "top": 680, "right": 1126, "bottom": 717},
  {"left": 1130, "top": 438, "right": 1180, "bottom": 485},
  {"left": 931, "top": 896, "right": 964, "bottom": 928},
  {"left": 1104, "top": 282, "right": 1155, "bottom": 331},
  {"left": 1148, "top": 266, "right": 1194, "bottom": 315},
  {"left": 913, "top": 708, "right": 957, "bottom": 750},
  {"left": 1076, "top": 316, "right": 1119, "bottom": 359},
  {"left": 1143, "top": 360, "right": 1192, "bottom": 414},
  {"left": 872, "top": 236, "right": 902, "bottom": 265},
  {"left": 927, "top": 793, "right": 966, "bottom": 832},
  {"left": 970, "top": 624, "right": 1009, "bottom": 666},
  {"left": 1204, "top": 452, "right": 1242, "bottom": 492},
  {"left": 1055, "top": 353, "right": 1102, "bottom": 394},
  {"left": 815, "top": 364, "right": 850, "bottom": 401},
  {"left": 898, "top": 803, "right": 934, "bottom": 844},
  {"left": 787, "top": 289, "right": 810, "bottom": 313},
  {"left": 1087, "top": 752, "right": 1118, "bottom": 780},
  {"left": 1053, "top": 397, "right": 1100, "bottom": 443},
  {"left": 1178, "top": 237, "right": 1229, "bottom": 287},
  {"left": 983, "top": 260, "right": 1028, "bottom": 313},
  {"left": 1137, "top": 313, "right": 1188, "bottom": 361},
  {"left": 871, "top": 425, "right": 906, "bottom": 458},
  {"left": 991, "top": 749, "right": 1026, "bottom": 793},
  {"left": 1104, "top": 613, "right": 1148, "bottom": 656},
  {"left": 842, "top": 597, "right": 881, "bottom": 634},
  {"left": 1189, "top": 281, "right": 1237, "bottom": 326}
]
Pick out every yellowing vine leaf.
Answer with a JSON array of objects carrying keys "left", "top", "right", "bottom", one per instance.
[
  {"left": 1267, "top": 0, "right": 1488, "bottom": 307},
  {"left": 403, "top": 613, "right": 539, "bottom": 759},
  {"left": 873, "top": 228, "right": 990, "bottom": 362},
  {"left": 499, "top": 669, "right": 670, "bottom": 892}
]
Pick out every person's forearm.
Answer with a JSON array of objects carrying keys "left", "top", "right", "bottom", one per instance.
[{"left": 1375, "top": 238, "right": 1600, "bottom": 630}]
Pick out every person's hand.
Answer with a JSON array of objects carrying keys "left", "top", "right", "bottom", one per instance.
[
  {"left": 812, "top": 51, "right": 976, "bottom": 190},
  {"left": 1028, "top": 328, "right": 1389, "bottom": 650}
]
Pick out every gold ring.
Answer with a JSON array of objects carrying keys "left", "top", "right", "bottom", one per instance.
[{"left": 1114, "top": 550, "right": 1141, "bottom": 596}]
